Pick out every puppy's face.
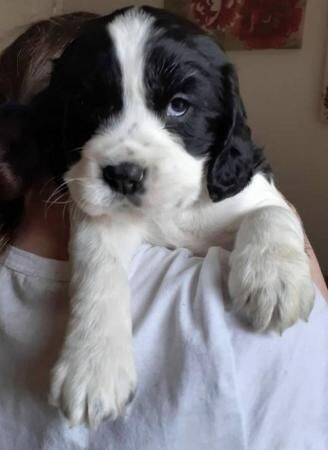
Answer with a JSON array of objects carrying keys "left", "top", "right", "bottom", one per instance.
[{"left": 36, "top": 7, "right": 255, "bottom": 217}]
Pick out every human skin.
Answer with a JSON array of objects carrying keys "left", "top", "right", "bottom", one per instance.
[
  {"left": 12, "top": 181, "right": 70, "bottom": 261},
  {"left": 12, "top": 182, "right": 328, "bottom": 301}
]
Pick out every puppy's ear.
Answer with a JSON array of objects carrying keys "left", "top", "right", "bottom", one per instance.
[
  {"left": 0, "top": 102, "right": 37, "bottom": 202},
  {"left": 207, "top": 64, "right": 265, "bottom": 202}
]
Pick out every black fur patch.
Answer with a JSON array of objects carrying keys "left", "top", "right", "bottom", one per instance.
[
  {"left": 30, "top": 6, "right": 271, "bottom": 201},
  {"left": 32, "top": 16, "right": 123, "bottom": 177}
]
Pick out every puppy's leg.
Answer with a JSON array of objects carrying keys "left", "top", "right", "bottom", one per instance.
[
  {"left": 229, "top": 205, "right": 315, "bottom": 332},
  {"left": 50, "top": 212, "right": 141, "bottom": 428}
]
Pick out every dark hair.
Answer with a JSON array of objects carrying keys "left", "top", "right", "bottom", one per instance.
[{"left": 0, "top": 12, "right": 98, "bottom": 251}]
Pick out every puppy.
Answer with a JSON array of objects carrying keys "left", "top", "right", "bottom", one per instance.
[{"left": 29, "top": 7, "right": 314, "bottom": 427}]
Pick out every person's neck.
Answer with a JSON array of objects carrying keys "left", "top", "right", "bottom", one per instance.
[{"left": 12, "top": 181, "right": 70, "bottom": 261}]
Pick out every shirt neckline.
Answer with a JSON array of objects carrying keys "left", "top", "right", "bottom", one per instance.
[{"left": 0, "top": 245, "right": 70, "bottom": 282}]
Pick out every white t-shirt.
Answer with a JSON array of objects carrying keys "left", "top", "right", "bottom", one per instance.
[{"left": 0, "top": 244, "right": 327, "bottom": 450}]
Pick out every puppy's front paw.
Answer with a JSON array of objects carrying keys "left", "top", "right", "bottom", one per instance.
[
  {"left": 49, "top": 339, "right": 136, "bottom": 428},
  {"left": 229, "top": 244, "right": 315, "bottom": 332}
]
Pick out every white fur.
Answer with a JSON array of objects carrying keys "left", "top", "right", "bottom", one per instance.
[
  {"left": 229, "top": 205, "right": 314, "bottom": 332},
  {"left": 50, "top": 208, "right": 145, "bottom": 427},
  {"left": 66, "top": 9, "right": 204, "bottom": 218},
  {"left": 51, "top": 8, "right": 315, "bottom": 427}
]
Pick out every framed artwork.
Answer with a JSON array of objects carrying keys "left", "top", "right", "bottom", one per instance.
[{"left": 164, "top": 0, "right": 308, "bottom": 50}]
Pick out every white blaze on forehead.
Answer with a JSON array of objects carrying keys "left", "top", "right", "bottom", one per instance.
[{"left": 108, "top": 8, "right": 154, "bottom": 105}]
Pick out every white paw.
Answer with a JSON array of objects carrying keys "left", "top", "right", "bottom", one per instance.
[
  {"left": 49, "top": 340, "right": 137, "bottom": 428},
  {"left": 228, "top": 244, "right": 315, "bottom": 333}
]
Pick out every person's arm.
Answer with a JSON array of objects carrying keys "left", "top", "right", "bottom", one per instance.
[
  {"left": 287, "top": 202, "right": 328, "bottom": 301},
  {"left": 304, "top": 233, "right": 328, "bottom": 301}
]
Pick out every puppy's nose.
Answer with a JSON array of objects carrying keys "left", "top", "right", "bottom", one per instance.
[{"left": 102, "top": 162, "right": 145, "bottom": 195}]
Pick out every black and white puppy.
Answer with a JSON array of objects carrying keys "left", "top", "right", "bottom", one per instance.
[{"left": 32, "top": 6, "right": 314, "bottom": 427}]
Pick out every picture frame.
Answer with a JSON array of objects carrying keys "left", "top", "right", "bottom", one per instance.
[{"left": 164, "top": 0, "right": 308, "bottom": 50}]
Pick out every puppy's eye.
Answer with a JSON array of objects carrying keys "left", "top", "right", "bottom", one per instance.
[{"left": 166, "top": 97, "right": 190, "bottom": 117}]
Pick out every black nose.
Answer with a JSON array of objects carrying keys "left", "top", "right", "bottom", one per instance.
[{"left": 102, "top": 163, "right": 145, "bottom": 195}]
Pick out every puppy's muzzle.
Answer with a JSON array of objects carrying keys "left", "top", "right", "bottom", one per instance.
[{"left": 102, "top": 162, "right": 145, "bottom": 196}]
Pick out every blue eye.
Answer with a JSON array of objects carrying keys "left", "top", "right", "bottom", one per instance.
[{"left": 166, "top": 97, "right": 190, "bottom": 117}]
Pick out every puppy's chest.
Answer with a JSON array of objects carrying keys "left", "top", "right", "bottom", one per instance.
[{"left": 146, "top": 204, "right": 239, "bottom": 256}]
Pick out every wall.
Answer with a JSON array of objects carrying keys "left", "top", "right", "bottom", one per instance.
[
  {"left": 231, "top": 0, "right": 328, "bottom": 276},
  {"left": 0, "top": 0, "right": 62, "bottom": 50},
  {"left": 0, "top": 0, "right": 327, "bottom": 273}
]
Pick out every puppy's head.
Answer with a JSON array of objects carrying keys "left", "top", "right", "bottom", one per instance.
[{"left": 35, "top": 6, "right": 260, "bottom": 217}]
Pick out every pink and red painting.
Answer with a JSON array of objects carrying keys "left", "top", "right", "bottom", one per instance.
[{"left": 164, "top": 0, "right": 308, "bottom": 50}]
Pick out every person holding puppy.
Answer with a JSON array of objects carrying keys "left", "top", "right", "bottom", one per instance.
[{"left": 0, "top": 12, "right": 327, "bottom": 450}]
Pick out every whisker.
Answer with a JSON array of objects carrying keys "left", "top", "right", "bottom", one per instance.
[
  {"left": 45, "top": 191, "right": 69, "bottom": 207},
  {"left": 44, "top": 191, "right": 70, "bottom": 204},
  {"left": 43, "top": 193, "right": 72, "bottom": 222},
  {"left": 39, "top": 176, "right": 57, "bottom": 195},
  {"left": 65, "top": 177, "right": 89, "bottom": 185},
  {"left": 45, "top": 182, "right": 68, "bottom": 205},
  {"left": 45, "top": 177, "right": 89, "bottom": 207}
]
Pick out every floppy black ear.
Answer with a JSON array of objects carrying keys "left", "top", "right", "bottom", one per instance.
[{"left": 207, "top": 64, "right": 267, "bottom": 202}]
